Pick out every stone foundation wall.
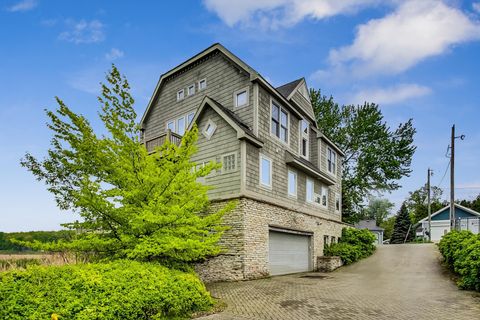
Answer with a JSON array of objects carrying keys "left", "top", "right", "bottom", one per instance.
[
  {"left": 316, "top": 256, "right": 343, "bottom": 272},
  {"left": 196, "top": 197, "right": 346, "bottom": 282}
]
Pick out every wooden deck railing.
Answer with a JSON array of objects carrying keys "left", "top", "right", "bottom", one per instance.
[{"left": 143, "top": 129, "right": 182, "bottom": 153}]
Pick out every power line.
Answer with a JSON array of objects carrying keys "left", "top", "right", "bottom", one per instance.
[{"left": 436, "top": 159, "right": 450, "bottom": 189}]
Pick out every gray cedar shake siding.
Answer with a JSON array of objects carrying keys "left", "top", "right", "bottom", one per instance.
[{"left": 141, "top": 44, "right": 346, "bottom": 281}]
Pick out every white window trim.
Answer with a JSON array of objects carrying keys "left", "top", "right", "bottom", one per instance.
[
  {"left": 306, "top": 178, "right": 314, "bottom": 203},
  {"left": 321, "top": 186, "right": 329, "bottom": 208},
  {"left": 335, "top": 193, "right": 341, "bottom": 213},
  {"left": 187, "top": 84, "right": 195, "bottom": 96},
  {"left": 269, "top": 98, "right": 290, "bottom": 146},
  {"left": 259, "top": 154, "right": 273, "bottom": 189},
  {"left": 233, "top": 87, "right": 249, "bottom": 108},
  {"left": 299, "top": 119, "right": 309, "bottom": 160},
  {"left": 202, "top": 119, "right": 217, "bottom": 140},
  {"left": 327, "top": 147, "right": 337, "bottom": 176},
  {"left": 221, "top": 152, "right": 237, "bottom": 173},
  {"left": 198, "top": 78, "right": 207, "bottom": 91},
  {"left": 166, "top": 120, "right": 175, "bottom": 132},
  {"left": 287, "top": 170, "right": 297, "bottom": 198},
  {"left": 177, "top": 89, "right": 185, "bottom": 101}
]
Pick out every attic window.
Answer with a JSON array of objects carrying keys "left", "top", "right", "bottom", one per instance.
[
  {"left": 177, "top": 89, "right": 185, "bottom": 101},
  {"left": 187, "top": 84, "right": 195, "bottom": 96},
  {"left": 198, "top": 78, "right": 207, "bottom": 91},
  {"left": 203, "top": 119, "right": 217, "bottom": 140}
]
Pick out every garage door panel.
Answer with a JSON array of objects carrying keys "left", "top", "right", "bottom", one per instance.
[{"left": 269, "top": 231, "right": 311, "bottom": 276}]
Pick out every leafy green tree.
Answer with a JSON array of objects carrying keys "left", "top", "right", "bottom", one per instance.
[
  {"left": 459, "top": 194, "right": 480, "bottom": 213},
  {"left": 360, "top": 197, "right": 394, "bottom": 226},
  {"left": 390, "top": 203, "right": 413, "bottom": 244},
  {"left": 380, "top": 216, "right": 396, "bottom": 240},
  {"left": 20, "top": 65, "right": 233, "bottom": 264},
  {"left": 406, "top": 185, "right": 444, "bottom": 224},
  {"left": 311, "top": 89, "right": 416, "bottom": 223}
]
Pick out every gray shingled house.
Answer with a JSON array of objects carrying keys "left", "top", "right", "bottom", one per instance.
[{"left": 140, "top": 43, "right": 347, "bottom": 282}]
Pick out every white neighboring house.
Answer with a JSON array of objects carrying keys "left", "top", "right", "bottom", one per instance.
[{"left": 416, "top": 203, "right": 480, "bottom": 242}]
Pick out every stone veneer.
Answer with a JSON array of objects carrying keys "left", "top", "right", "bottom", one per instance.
[{"left": 195, "top": 197, "right": 346, "bottom": 283}]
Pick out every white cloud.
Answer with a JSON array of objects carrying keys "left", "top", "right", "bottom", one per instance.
[
  {"left": 327, "top": 1, "right": 480, "bottom": 77},
  {"left": 105, "top": 48, "right": 124, "bottom": 61},
  {"left": 473, "top": 2, "right": 480, "bottom": 13},
  {"left": 6, "top": 0, "right": 37, "bottom": 12},
  {"left": 59, "top": 19, "right": 105, "bottom": 44},
  {"left": 350, "top": 83, "right": 431, "bottom": 105},
  {"left": 203, "top": 0, "right": 383, "bottom": 29}
]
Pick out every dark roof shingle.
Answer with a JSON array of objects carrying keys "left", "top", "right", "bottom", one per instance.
[{"left": 276, "top": 78, "right": 303, "bottom": 99}]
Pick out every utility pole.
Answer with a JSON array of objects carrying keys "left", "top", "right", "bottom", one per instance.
[
  {"left": 450, "top": 125, "right": 455, "bottom": 230},
  {"left": 427, "top": 168, "right": 432, "bottom": 242},
  {"left": 449, "top": 125, "right": 465, "bottom": 231}
]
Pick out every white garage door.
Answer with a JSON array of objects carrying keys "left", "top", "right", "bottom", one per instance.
[
  {"left": 431, "top": 221, "right": 450, "bottom": 242},
  {"left": 268, "top": 230, "right": 311, "bottom": 276}
]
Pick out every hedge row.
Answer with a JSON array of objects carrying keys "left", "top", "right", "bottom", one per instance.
[
  {"left": 324, "top": 228, "right": 376, "bottom": 265},
  {"left": 0, "top": 260, "right": 213, "bottom": 319},
  {"left": 438, "top": 230, "right": 480, "bottom": 291}
]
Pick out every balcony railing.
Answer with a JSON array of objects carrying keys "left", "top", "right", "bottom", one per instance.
[{"left": 144, "top": 129, "right": 182, "bottom": 153}]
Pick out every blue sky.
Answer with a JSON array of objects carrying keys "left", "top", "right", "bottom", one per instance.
[{"left": 1, "top": 0, "right": 480, "bottom": 231}]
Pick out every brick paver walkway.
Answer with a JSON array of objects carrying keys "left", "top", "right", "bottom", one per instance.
[{"left": 199, "top": 244, "right": 480, "bottom": 320}]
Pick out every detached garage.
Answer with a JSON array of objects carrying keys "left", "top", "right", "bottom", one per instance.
[
  {"left": 416, "top": 203, "right": 480, "bottom": 242},
  {"left": 268, "top": 229, "right": 312, "bottom": 276}
]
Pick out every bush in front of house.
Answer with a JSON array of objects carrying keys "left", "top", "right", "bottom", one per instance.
[
  {"left": 0, "top": 260, "right": 213, "bottom": 320},
  {"left": 324, "top": 228, "right": 376, "bottom": 265},
  {"left": 438, "top": 230, "right": 480, "bottom": 291}
]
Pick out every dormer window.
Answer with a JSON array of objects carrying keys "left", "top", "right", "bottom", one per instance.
[
  {"left": 177, "top": 89, "right": 185, "bottom": 101},
  {"left": 271, "top": 101, "right": 288, "bottom": 143},
  {"left": 198, "top": 78, "right": 207, "bottom": 91},
  {"left": 327, "top": 147, "right": 336, "bottom": 175},
  {"left": 187, "top": 84, "right": 195, "bottom": 96},
  {"left": 300, "top": 120, "right": 309, "bottom": 159}
]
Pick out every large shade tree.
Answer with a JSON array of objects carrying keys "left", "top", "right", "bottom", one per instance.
[
  {"left": 20, "top": 66, "right": 234, "bottom": 264},
  {"left": 311, "top": 89, "right": 416, "bottom": 223},
  {"left": 360, "top": 197, "right": 395, "bottom": 226},
  {"left": 406, "top": 185, "right": 444, "bottom": 224}
]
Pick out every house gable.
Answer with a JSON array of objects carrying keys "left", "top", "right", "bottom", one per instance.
[{"left": 419, "top": 204, "right": 480, "bottom": 222}]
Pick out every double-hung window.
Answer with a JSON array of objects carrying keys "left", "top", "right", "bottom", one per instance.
[
  {"left": 260, "top": 155, "right": 272, "bottom": 188},
  {"left": 187, "top": 112, "right": 195, "bottom": 125},
  {"left": 271, "top": 102, "right": 288, "bottom": 143},
  {"left": 327, "top": 147, "right": 336, "bottom": 175},
  {"left": 306, "top": 178, "right": 314, "bottom": 203},
  {"left": 300, "top": 120, "right": 309, "bottom": 158},
  {"left": 177, "top": 117, "right": 185, "bottom": 135},
  {"left": 288, "top": 170, "right": 297, "bottom": 198}
]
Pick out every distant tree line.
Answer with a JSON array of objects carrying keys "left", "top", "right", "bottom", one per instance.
[{"left": 0, "top": 230, "right": 75, "bottom": 251}]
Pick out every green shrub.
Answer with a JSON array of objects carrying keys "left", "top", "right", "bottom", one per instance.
[
  {"left": 0, "top": 260, "right": 213, "bottom": 319},
  {"left": 324, "top": 228, "right": 376, "bottom": 265},
  {"left": 438, "top": 231, "right": 480, "bottom": 291}
]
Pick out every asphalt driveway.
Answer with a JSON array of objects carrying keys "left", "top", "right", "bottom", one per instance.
[{"left": 199, "top": 244, "right": 480, "bottom": 320}]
